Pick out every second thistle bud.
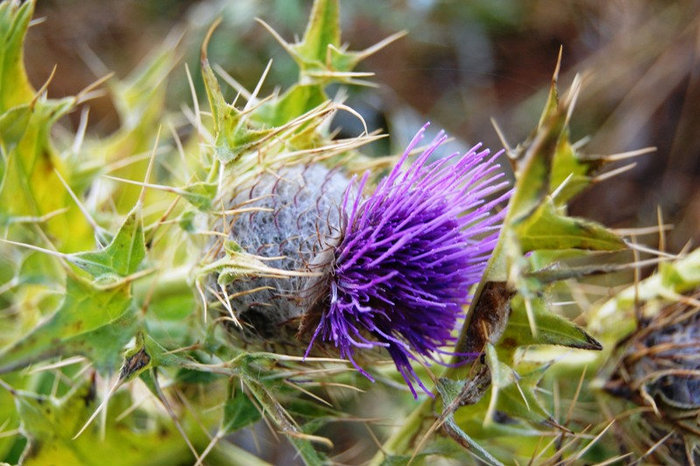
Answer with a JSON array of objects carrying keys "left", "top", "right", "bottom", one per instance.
[{"left": 605, "top": 290, "right": 700, "bottom": 464}]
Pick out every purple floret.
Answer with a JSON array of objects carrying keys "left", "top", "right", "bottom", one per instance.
[{"left": 306, "top": 123, "right": 511, "bottom": 397}]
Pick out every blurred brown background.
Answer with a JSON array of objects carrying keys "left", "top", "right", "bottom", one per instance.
[{"left": 26, "top": 0, "right": 700, "bottom": 252}]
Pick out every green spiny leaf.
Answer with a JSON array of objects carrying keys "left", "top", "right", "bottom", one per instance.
[
  {"left": 0, "top": 0, "right": 34, "bottom": 111},
  {"left": 502, "top": 295, "right": 601, "bottom": 350},
  {"left": 221, "top": 388, "right": 262, "bottom": 434},
  {"left": 180, "top": 181, "right": 218, "bottom": 211},
  {"left": 200, "top": 55, "right": 227, "bottom": 134},
  {"left": 514, "top": 197, "right": 625, "bottom": 252},
  {"left": 201, "top": 47, "right": 278, "bottom": 164},
  {"left": 252, "top": 84, "right": 326, "bottom": 127},
  {"left": 108, "top": 32, "right": 179, "bottom": 134},
  {"left": 537, "top": 67, "right": 559, "bottom": 129},
  {"left": 15, "top": 380, "right": 196, "bottom": 466},
  {"left": 260, "top": 0, "right": 402, "bottom": 87},
  {"left": 549, "top": 132, "right": 604, "bottom": 205},
  {"left": 483, "top": 344, "right": 518, "bottom": 424},
  {"left": 507, "top": 108, "right": 564, "bottom": 223},
  {"left": 0, "top": 103, "right": 31, "bottom": 153},
  {"left": 294, "top": 0, "right": 340, "bottom": 66},
  {"left": 494, "top": 362, "right": 553, "bottom": 425},
  {"left": 526, "top": 248, "right": 589, "bottom": 270},
  {"left": 0, "top": 97, "right": 91, "bottom": 251},
  {"left": 68, "top": 206, "right": 146, "bottom": 280},
  {"left": 201, "top": 58, "right": 275, "bottom": 164},
  {"left": 0, "top": 274, "right": 136, "bottom": 374}
]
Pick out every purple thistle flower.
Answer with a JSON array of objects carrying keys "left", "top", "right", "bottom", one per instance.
[{"left": 303, "top": 123, "right": 511, "bottom": 397}]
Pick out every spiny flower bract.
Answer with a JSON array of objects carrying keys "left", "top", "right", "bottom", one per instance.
[
  {"left": 305, "top": 124, "right": 511, "bottom": 396},
  {"left": 222, "top": 164, "right": 348, "bottom": 338}
]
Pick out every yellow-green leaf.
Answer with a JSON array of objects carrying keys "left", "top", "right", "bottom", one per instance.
[
  {"left": 221, "top": 388, "right": 262, "bottom": 434},
  {"left": 502, "top": 295, "right": 601, "bottom": 350},
  {"left": 15, "top": 381, "right": 196, "bottom": 466},
  {"left": 514, "top": 198, "right": 625, "bottom": 252},
  {"left": 0, "top": 275, "right": 135, "bottom": 373},
  {"left": 0, "top": 0, "right": 34, "bottom": 111},
  {"left": 294, "top": 0, "right": 340, "bottom": 66},
  {"left": 68, "top": 206, "right": 145, "bottom": 280}
]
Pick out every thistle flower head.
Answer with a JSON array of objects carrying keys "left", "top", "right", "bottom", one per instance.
[
  {"left": 303, "top": 124, "right": 511, "bottom": 396},
  {"left": 219, "top": 124, "right": 509, "bottom": 396}
]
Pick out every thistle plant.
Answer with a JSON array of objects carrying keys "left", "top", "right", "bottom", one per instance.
[{"left": 0, "top": 0, "right": 698, "bottom": 465}]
